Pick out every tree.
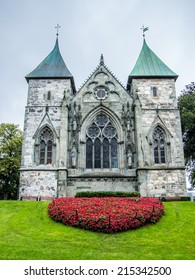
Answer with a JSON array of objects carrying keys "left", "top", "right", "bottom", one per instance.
[
  {"left": 178, "top": 82, "right": 195, "bottom": 188},
  {"left": 0, "top": 123, "right": 23, "bottom": 199}
]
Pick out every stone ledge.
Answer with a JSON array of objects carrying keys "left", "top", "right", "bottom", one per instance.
[
  {"left": 137, "top": 166, "right": 186, "bottom": 171},
  {"left": 20, "top": 168, "right": 58, "bottom": 171},
  {"left": 67, "top": 177, "right": 137, "bottom": 182}
]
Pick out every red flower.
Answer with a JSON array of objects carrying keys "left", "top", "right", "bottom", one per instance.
[{"left": 48, "top": 197, "right": 164, "bottom": 233}]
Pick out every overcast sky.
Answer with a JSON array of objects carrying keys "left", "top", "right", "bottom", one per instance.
[{"left": 0, "top": 0, "right": 194, "bottom": 129}]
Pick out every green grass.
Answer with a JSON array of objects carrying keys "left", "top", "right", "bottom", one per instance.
[{"left": 0, "top": 201, "right": 194, "bottom": 260}]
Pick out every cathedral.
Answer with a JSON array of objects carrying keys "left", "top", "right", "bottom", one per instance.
[{"left": 19, "top": 34, "right": 186, "bottom": 200}]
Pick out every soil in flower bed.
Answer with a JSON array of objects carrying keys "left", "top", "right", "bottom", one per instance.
[{"left": 48, "top": 197, "right": 164, "bottom": 233}]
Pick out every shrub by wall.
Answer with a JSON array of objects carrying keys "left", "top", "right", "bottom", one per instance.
[
  {"left": 75, "top": 191, "right": 140, "bottom": 198},
  {"left": 161, "top": 196, "right": 191, "bottom": 202}
]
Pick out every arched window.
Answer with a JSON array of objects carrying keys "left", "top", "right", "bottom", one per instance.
[
  {"left": 153, "top": 126, "right": 166, "bottom": 164},
  {"left": 39, "top": 128, "right": 53, "bottom": 164},
  {"left": 86, "top": 113, "right": 118, "bottom": 169}
]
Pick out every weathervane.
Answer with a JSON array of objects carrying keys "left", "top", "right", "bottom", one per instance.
[
  {"left": 55, "top": 24, "right": 61, "bottom": 37},
  {"left": 141, "top": 25, "right": 149, "bottom": 38}
]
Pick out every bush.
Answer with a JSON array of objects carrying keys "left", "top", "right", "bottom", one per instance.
[
  {"left": 181, "top": 196, "right": 191, "bottom": 201},
  {"left": 161, "top": 196, "right": 191, "bottom": 202},
  {"left": 48, "top": 197, "right": 164, "bottom": 233},
  {"left": 75, "top": 191, "right": 140, "bottom": 198}
]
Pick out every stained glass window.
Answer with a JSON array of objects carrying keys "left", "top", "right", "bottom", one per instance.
[
  {"left": 95, "top": 114, "right": 108, "bottom": 126},
  {"left": 86, "top": 138, "right": 93, "bottom": 168},
  {"left": 40, "top": 140, "right": 46, "bottom": 164},
  {"left": 39, "top": 128, "right": 53, "bottom": 164},
  {"left": 47, "top": 140, "right": 52, "bottom": 164},
  {"left": 96, "top": 89, "right": 106, "bottom": 99},
  {"left": 86, "top": 113, "right": 118, "bottom": 168},
  {"left": 94, "top": 138, "right": 101, "bottom": 168},
  {"left": 87, "top": 125, "right": 100, "bottom": 138},
  {"left": 153, "top": 127, "right": 166, "bottom": 164},
  {"left": 103, "top": 138, "right": 109, "bottom": 168},
  {"left": 111, "top": 138, "right": 118, "bottom": 168}
]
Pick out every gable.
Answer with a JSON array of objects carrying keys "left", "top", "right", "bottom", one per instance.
[{"left": 76, "top": 61, "right": 132, "bottom": 104}]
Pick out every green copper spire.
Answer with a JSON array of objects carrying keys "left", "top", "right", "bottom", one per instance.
[
  {"left": 127, "top": 39, "right": 178, "bottom": 90},
  {"left": 26, "top": 38, "right": 76, "bottom": 92}
]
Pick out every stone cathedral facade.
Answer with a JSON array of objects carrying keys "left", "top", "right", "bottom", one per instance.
[{"left": 19, "top": 36, "right": 186, "bottom": 200}]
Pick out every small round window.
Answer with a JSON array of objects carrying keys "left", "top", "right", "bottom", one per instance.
[{"left": 95, "top": 89, "right": 107, "bottom": 100}]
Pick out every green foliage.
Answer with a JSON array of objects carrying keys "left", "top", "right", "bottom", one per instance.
[
  {"left": 0, "top": 123, "right": 23, "bottom": 199},
  {"left": 181, "top": 196, "right": 191, "bottom": 201},
  {"left": 178, "top": 82, "right": 195, "bottom": 187},
  {"left": 75, "top": 191, "right": 140, "bottom": 198},
  {"left": 161, "top": 196, "right": 191, "bottom": 202},
  {"left": 0, "top": 201, "right": 195, "bottom": 260}
]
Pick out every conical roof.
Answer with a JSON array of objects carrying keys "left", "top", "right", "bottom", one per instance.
[
  {"left": 26, "top": 38, "right": 76, "bottom": 91},
  {"left": 127, "top": 39, "right": 178, "bottom": 89}
]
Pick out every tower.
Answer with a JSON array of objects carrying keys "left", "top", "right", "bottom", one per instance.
[
  {"left": 127, "top": 38, "right": 186, "bottom": 196},
  {"left": 20, "top": 36, "right": 75, "bottom": 199}
]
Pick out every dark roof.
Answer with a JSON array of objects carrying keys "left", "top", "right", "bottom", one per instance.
[
  {"left": 127, "top": 39, "right": 178, "bottom": 89},
  {"left": 26, "top": 38, "right": 76, "bottom": 92}
]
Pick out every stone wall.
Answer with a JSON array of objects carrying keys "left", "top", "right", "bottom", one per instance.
[
  {"left": 65, "top": 177, "right": 138, "bottom": 197},
  {"left": 19, "top": 170, "right": 58, "bottom": 200},
  {"left": 138, "top": 168, "right": 186, "bottom": 197},
  {"left": 21, "top": 79, "right": 72, "bottom": 168}
]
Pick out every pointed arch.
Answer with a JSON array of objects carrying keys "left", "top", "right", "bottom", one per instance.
[
  {"left": 153, "top": 126, "right": 166, "bottom": 164},
  {"left": 81, "top": 105, "right": 124, "bottom": 142},
  {"left": 79, "top": 106, "right": 125, "bottom": 170},
  {"left": 146, "top": 114, "right": 173, "bottom": 165},
  {"left": 34, "top": 125, "right": 56, "bottom": 166},
  {"left": 33, "top": 112, "right": 59, "bottom": 142},
  {"left": 39, "top": 127, "right": 53, "bottom": 165},
  {"left": 147, "top": 115, "right": 172, "bottom": 143}
]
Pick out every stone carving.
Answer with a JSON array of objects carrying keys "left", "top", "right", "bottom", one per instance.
[
  {"left": 127, "top": 149, "right": 132, "bottom": 168},
  {"left": 68, "top": 102, "right": 82, "bottom": 168},
  {"left": 71, "top": 147, "right": 77, "bottom": 168}
]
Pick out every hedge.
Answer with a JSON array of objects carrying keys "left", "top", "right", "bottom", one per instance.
[
  {"left": 161, "top": 196, "right": 191, "bottom": 202},
  {"left": 75, "top": 191, "right": 140, "bottom": 198}
]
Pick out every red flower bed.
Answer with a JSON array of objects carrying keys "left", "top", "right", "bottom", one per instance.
[{"left": 48, "top": 197, "right": 164, "bottom": 233}]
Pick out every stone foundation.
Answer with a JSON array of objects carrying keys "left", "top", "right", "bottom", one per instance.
[
  {"left": 138, "top": 168, "right": 186, "bottom": 197},
  {"left": 19, "top": 170, "right": 58, "bottom": 199}
]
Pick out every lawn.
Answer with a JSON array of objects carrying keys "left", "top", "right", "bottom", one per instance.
[{"left": 0, "top": 200, "right": 194, "bottom": 260}]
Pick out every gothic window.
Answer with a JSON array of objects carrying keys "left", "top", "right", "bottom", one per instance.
[
  {"left": 153, "top": 126, "right": 166, "bottom": 164},
  {"left": 86, "top": 113, "right": 118, "bottom": 168},
  {"left": 39, "top": 127, "right": 53, "bottom": 164}
]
